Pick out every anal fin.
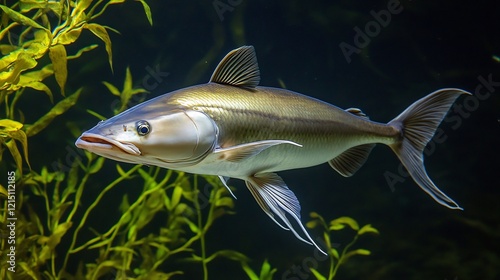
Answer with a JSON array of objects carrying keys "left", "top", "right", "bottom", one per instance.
[{"left": 328, "top": 144, "right": 375, "bottom": 177}]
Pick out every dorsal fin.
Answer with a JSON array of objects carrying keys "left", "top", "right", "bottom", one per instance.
[
  {"left": 209, "top": 46, "right": 260, "bottom": 88},
  {"left": 345, "top": 107, "right": 369, "bottom": 120},
  {"left": 328, "top": 144, "right": 375, "bottom": 177}
]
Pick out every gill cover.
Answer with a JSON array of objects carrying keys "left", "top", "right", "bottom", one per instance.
[{"left": 143, "top": 110, "right": 217, "bottom": 164}]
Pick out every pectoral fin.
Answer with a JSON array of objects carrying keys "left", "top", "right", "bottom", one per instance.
[
  {"left": 214, "top": 140, "right": 302, "bottom": 162},
  {"left": 328, "top": 144, "right": 375, "bottom": 177},
  {"left": 245, "top": 173, "right": 326, "bottom": 255}
]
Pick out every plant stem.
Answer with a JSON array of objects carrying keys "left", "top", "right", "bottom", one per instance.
[
  {"left": 331, "top": 234, "right": 359, "bottom": 278},
  {"left": 194, "top": 175, "right": 209, "bottom": 280},
  {"left": 59, "top": 164, "right": 141, "bottom": 277},
  {"left": 328, "top": 253, "right": 335, "bottom": 280}
]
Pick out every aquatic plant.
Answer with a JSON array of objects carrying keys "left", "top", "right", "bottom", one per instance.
[
  {"left": 0, "top": 0, "right": 151, "bottom": 175},
  {"left": 0, "top": 2, "right": 253, "bottom": 278},
  {"left": 0, "top": 149, "right": 249, "bottom": 278},
  {"left": 241, "top": 259, "right": 277, "bottom": 280},
  {"left": 306, "top": 212, "right": 379, "bottom": 280},
  {"left": 0, "top": 1, "right": 379, "bottom": 279}
]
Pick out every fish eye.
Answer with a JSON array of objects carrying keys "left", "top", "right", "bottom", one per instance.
[{"left": 136, "top": 120, "right": 151, "bottom": 136}]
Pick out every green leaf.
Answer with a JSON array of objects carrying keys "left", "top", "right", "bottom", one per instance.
[
  {"left": 241, "top": 262, "right": 259, "bottom": 280},
  {"left": 49, "top": 201, "right": 73, "bottom": 222},
  {"left": 123, "top": 66, "right": 133, "bottom": 95},
  {"left": 128, "top": 224, "right": 137, "bottom": 240},
  {"left": 4, "top": 139, "right": 23, "bottom": 172},
  {"left": 0, "top": 50, "right": 18, "bottom": 72},
  {"left": 330, "top": 216, "right": 359, "bottom": 231},
  {"left": 170, "top": 186, "right": 183, "bottom": 210},
  {"left": 88, "top": 0, "right": 125, "bottom": 20},
  {"left": 72, "top": 0, "right": 93, "bottom": 14},
  {"left": 145, "top": 190, "right": 163, "bottom": 210},
  {"left": 323, "top": 231, "right": 331, "bottom": 249},
  {"left": 309, "top": 211, "right": 321, "bottom": 219},
  {"left": 241, "top": 260, "right": 278, "bottom": 280},
  {"left": 88, "top": 157, "right": 105, "bottom": 174},
  {"left": 259, "top": 259, "right": 277, "bottom": 280},
  {"left": 119, "top": 194, "right": 130, "bottom": 213},
  {"left": 210, "top": 249, "right": 251, "bottom": 263},
  {"left": 49, "top": 44, "right": 68, "bottom": 95},
  {"left": 67, "top": 44, "right": 99, "bottom": 60},
  {"left": 63, "top": 165, "right": 77, "bottom": 197},
  {"left": 27, "top": 204, "right": 44, "bottom": 234},
  {"left": 102, "top": 81, "right": 121, "bottom": 96},
  {"left": 116, "top": 164, "right": 133, "bottom": 178},
  {"left": 25, "top": 88, "right": 82, "bottom": 137},
  {"left": 55, "top": 27, "right": 84, "bottom": 45},
  {"left": 10, "top": 64, "right": 55, "bottom": 101},
  {"left": 18, "top": 262, "right": 39, "bottom": 279},
  {"left": 329, "top": 247, "right": 339, "bottom": 259},
  {"left": 174, "top": 202, "right": 190, "bottom": 216},
  {"left": 358, "top": 224, "right": 380, "bottom": 235},
  {"left": 164, "top": 193, "right": 171, "bottom": 210},
  {"left": 23, "top": 63, "right": 55, "bottom": 81},
  {"left": 71, "top": 0, "right": 93, "bottom": 23},
  {"left": 344, "top": 248, "right": 371, "bottom": 260},
  {"left": 0, "top": 52, "right": 38, "bottom": 86},
  {"left": 0, "top": 23, "right": 15, "bottom": 43},
  {"left": 47, "top": 222, "right": 72, "bottom": 249},
  {"left": 215, "top": 196, "right": 234, "bottom": 208},
  {"left": 135, "top": 0, "right": 153, "bottom": 25},
  {"left": 0, "top": 184, "right": 7, "bottom": 197},
  {"left": 86, "top": 109, "right": 107, "bottom": 120},
  {"left": 37, "top": 166, "right": 53, "bottom": 184},
  {"left": 84, "top": 23, "right": 113, "bottom": 71},
  {"left": 21, "top": 81, "right": 53, "bottom": 102},
  {"left": 329, "top": 223, "right": 345, "bottom": 231},
  {"left": 309, "top": 268, "right": 327, "bottom": 280},
  {"left": 29, "top": 30, "right": 51, "bottom": 58},
  {"left": 306, "top": 220, "right": 319, "bottom": 229},
  {"left": 0, "top": 44, "right": 17, "bottom": 55},
  {"left": 0, "top": 119, "right": 23, "bottom": 131},
  {"left": 19, "top": 0, "right": 59, "bottom": 13},
  {"left": 182, "top": 218, "right": 199, "bottom": 234},
  {"left": 0, "top": 4, "right": 47, "bottom": 30}
]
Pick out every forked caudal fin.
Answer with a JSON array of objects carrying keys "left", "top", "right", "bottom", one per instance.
[{"left": 388, "top": 88, "right": 471, "bottom": 210}]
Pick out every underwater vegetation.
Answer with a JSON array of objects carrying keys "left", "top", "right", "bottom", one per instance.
[
  {"left": 305, "top": 214, "right": 379, "bottom": 280},
  {"left": 0, "top": 1, "right": 379, "bottom": 279}
]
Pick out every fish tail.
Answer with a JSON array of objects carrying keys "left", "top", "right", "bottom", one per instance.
[{"left": 387, "top": 88, "right": 471, "bottom": 210}]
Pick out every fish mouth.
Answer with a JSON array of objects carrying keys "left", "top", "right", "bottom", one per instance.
[{"left": 75, "top": 133, "right": 141, "bottom": 155}]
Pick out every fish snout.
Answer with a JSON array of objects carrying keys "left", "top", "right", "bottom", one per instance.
[{"left": 75, "top": 133, "right": 141, "bottom": 155}]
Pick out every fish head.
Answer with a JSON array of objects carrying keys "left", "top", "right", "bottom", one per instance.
[{"left": 75, "top": 104, "right": 218, "bottom": 167}]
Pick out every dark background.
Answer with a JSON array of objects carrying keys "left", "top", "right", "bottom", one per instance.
[{"left": 18, "top": 0, "right": 500, "bottom": 279}]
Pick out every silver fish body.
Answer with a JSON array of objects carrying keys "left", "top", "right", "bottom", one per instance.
[
  {"left": 163, "top": 83, "right": 398, "bottom": 177},
  {"left": 76, "top": 46, "right": 470, "bottom": 254}
]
